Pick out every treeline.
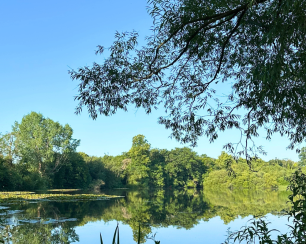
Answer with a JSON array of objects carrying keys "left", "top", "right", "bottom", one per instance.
[
  {"left": 0, "top": 112, "right": 304, "bottom": 191},
  {"left": 0, "top": 112, "right": 209, "bottom": 190}
]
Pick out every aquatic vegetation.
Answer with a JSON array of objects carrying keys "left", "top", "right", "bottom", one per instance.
[
  {"left": 19, "top": 218, "right": 78, "bottom": 224},
  {"left": 0, "top": 191, "right": 122, "bottom": 203},
  {"left": 99, "top": 224, "right": 159, "bottom": 244},
  {"left": 47, "top": 189, "right": 81, "bottom": 192}
]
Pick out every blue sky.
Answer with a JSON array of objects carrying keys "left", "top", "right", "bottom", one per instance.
[{"left": 0, "top": 0, "right": 301, "bottom": 161}]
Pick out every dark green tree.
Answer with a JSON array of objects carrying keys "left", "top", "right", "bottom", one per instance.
[
  {"left": 0, "top": 132, "right": 19, "bottom": 165},
  {"left": 165, "top": 147, "right": 205, "bottom": 188},
  {"left": 0, "top": 155, "right": 22, "bottom": 190},
  {"left": 53, "top": 152, "right": 92, "bottom": 189},
  {"left": 127, "top": 135, "right": 151, "bottom": 186},
  {"left": 101, "top": 154, "right": 128, "bottom": 188},
  {"left": 148, "top": 149, "right": 167, "bottom": 188},
  {"left": 70, "top": 0, "right": 306, "bottom": 159},
  {"left": 82, "top": 154, "right": 106, "bottom": 182}
]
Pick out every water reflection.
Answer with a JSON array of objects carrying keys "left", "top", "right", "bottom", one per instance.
[{"left": 0, "top": 188, "right": 290, "bottom": 243}]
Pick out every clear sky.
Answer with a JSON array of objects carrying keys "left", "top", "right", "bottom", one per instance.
[{"left": 0, "top": 0, "right": 301, "bottom": 161}]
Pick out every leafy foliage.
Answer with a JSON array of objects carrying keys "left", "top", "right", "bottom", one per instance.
[
  {"left": 164, "top": 147, "right": 207, "bottom": 188},
  {"left": 53, "top": 152, "right": 91, "bottom": 189},
  {"left": 70, "top": 0, "right": 306, "bottom": 160},
  {"left": 0, "top": 156, "right": 22, "bottom": 190},
  {"left": 0, "top": 119, "right": 301, "bottom": 191},
  {"left": 13, "top": 112, "right": 80, "bottom": 177},
  {"left": 0, "top": 112, "right": 81, "bottom": 190}
]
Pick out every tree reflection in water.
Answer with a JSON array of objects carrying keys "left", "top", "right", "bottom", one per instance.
[{"left": 0, "top": 188, "right": 290, "bottom": 243}]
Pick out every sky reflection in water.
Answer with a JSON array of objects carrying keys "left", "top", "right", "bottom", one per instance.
[{"left": 0, "top": 189, "right": 291, "bottom": 244}]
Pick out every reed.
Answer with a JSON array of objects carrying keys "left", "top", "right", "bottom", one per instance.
[{"left": 100, "top": 223, "right": 160, "bottom": 244}]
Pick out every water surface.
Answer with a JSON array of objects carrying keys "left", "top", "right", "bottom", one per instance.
[{"left": 0, "top": 188, "right": 291, "bottom": 243}]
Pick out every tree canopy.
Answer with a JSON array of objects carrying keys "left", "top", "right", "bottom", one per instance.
[
  {"left": 70, "top": 0, "right": 306, "bottom": 160},
  {"left": 0, "top": 120, "right": 302, "bottom": 191},
  {"left": 13, "top": 112, "right": 80, "bottom": 176}
]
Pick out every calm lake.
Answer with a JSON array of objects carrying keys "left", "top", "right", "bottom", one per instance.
[{"left": 0, "top": 188, "right": 292, "bottom": 243}]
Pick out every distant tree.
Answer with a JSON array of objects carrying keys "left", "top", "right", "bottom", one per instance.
[
  {"left": 165, "top": 147, "right": 205, "bottom": 188},
  {"left": 299, "top": 147, "right": 306, "bottom": 167},
  {"left": 101, "top": 154, "right": 128, "bottom": 188},
  {"left": 0, "top": 132, "right": 19, "bottom": 165},
  {"left": 0, "top": 154, "right": 22, "bottom": 190},
  {"left": 127, "top": 135, "right": 151, "bottom": 186},
  {"left": 54, "top": 152, "right": 91, "bottom": 189},
  {"left": 149, "top": 149, "right": 167, "bottom": 188},
  {"left": 81, "top": 153, "right": 106, "bottom": 182},
  {"left": 204, "top": 154, "right": 297, "bottom": 189},
  {"left": 269, "top": 158, "right": 297, "bottom": 169},
  {"left": 214, "top": 152, "right": 235, "bottom": 170},
  {"left": 13, "top": 112, "right": 80, "bottom": 177},
  {"left": 199, "top": 154, "right": 215, "bottom": 173},
  {"left": 70, "top": 0, "right": 306, "bottom": 160}
]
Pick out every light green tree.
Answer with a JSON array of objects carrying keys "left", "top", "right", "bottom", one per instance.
[
  {"left": 214, "top": 151, "right": 235, "bottom": 170},
  {"left": 13, "top": 112, "right": 80, "bottom": 177}
]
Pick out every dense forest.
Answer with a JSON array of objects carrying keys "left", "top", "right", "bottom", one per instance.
[{"left": 0, "top": 112, "right": 304, "bottom": 191}]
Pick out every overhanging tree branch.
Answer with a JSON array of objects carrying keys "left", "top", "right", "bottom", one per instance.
[{"left": 70, "top": 0, "right": 306, "bottom": 160}]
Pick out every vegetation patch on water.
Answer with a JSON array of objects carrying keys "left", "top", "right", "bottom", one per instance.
[
  {"left": 19, "top": 217, "right": 78, "bottom": 224},
  {"left": 0, "top": 191, "right": 122, "bottom": 203},
  {"left": 47, "top": 189, "right": 81, "bottom": 192}
]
